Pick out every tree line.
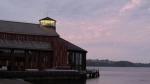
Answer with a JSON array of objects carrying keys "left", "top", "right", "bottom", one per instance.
[{"left": 86, "top": 59, "right": 150, "bottom": 67}]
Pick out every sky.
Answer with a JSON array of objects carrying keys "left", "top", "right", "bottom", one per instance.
[{"left": 0, "top": 0, "right": 150, "bottom": 63}]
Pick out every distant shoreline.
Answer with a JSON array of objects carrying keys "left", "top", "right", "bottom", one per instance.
[{"left": 86, "top": 59, "right": 150, "bottom": 67}]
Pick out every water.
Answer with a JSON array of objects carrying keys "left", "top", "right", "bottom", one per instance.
[
  {"left": 28, "top": 67, "right": 150, "bottom": 84},
  {"left": 86, "top": 67, "right": 150, "bottom": 84}
]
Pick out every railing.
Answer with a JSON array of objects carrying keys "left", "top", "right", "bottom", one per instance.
[
  {"left": 86, "top": 69, "right": 100, "bottom": 78},
  {"left": 86, "top": 69, "right": 99, "bottom": 73}
]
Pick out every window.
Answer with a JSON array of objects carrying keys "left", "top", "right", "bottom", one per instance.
[
  {"left": 0, "top": 49, "right": 11, "bottom": 54},
  {"left": 40, "top": 20, "right": 55, "bottom": 26},
  {"left": 79, "top": 54, "right": 82, "bottom": 65},
  {"left": 76, "top": 53, "right": 79, "bottom": 65},
  {"left": 68, "top": 52, "right": 75, "bottom": 64},
  {"left": 14, "top": 50, "right": 25, "bottom": 54},
  {"left": 75, "top": 53, "right": 82, "bottom": 65}
]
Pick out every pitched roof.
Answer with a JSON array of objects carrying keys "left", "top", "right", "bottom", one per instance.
[
  {"left": 0, "top": 39, "right": 52, "bottom": 50},
  {"left": 0, "top": 20, "right": 59, "bottom": 36},
  {"left": 59, "top": 38, "right": 87, "bottom": 52},
  {"left": 0, "top": 19, "right": 87, "bottom": 52},
  {"left": 39, "top": 17, "right": 56, "bottom": 21},
  {"left": 0, "top": 38, "right": 87, "bottom": 52}
]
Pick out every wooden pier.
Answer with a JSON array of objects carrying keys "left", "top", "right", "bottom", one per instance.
[
  {"left": 86, "top": 69, "right": 100, "bottom": 78},
  {"left": 0, "top": 69, "right": 100, "bottom": 81}
]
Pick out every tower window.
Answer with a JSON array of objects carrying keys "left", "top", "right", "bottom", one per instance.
[
  {"left": 40, "top": 20, "right": 55, "bottom": 26},
  {"left": 39, "top": 17, "right": 56, "bottom": 27}
]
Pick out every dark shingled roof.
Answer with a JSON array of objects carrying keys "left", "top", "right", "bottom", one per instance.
[
  {"left": 59, "top": 38, "right": 87, "bottom": 52},
  {"left": 0, "top": 20, "right": 59, "bottom": 36},
  {"left": 0, "top": 38, "right": 87, "bottom": 52},
  {"left": 0, "top": 39, "right": 52, "bottom": 50},
  {"left": 39, "top": 17, "right": 56, "bottom": 21},
  {"left": 0, "top": 19, "right": 87, "bottom": 52}
]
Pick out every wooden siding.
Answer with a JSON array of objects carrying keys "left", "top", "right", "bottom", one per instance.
[
  {"left": 0, "top": 49, "right": 52, "bottom": 71},
  {"left": 51, "top": 38, "right": 68, "bottom": 68},
  {"left": 0, "top": 33, "right": 87, "bottom": 70},
  {"left": 0, "top": 33, "right": 58, "bottom": 42}
]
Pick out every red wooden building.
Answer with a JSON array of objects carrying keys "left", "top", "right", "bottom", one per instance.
[{"left": 0, "top": 17, "right": 87, "bottom": 71}]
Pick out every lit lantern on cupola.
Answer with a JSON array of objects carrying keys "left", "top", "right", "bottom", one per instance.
[{"left": 39, "top": 17, "right": 56, "bottom": 30}]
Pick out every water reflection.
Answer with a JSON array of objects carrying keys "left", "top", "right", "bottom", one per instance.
[{"left": 28, "top": 79, "right": 86, "bottom": 84}]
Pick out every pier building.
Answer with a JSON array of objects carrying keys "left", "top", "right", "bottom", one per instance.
[{"left": 0, "top": 17, "right": 87, "bottom": 71}]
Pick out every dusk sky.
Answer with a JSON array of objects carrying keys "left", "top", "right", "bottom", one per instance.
[{"left": 0, "top": 0, "right": 150, "bottom": 63}]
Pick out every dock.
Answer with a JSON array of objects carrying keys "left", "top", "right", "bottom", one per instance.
[
  {"left": 0, "top": 69, "right": 100, "bottom": 81},
  {"left": 86, "top": 69, "right": 100, "bottom": 78}
]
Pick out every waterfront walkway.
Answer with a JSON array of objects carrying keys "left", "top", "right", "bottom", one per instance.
[{"left": 0, "top": 69, "right": 99, "bottom": 80}]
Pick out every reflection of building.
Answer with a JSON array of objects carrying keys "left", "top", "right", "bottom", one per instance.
[{"left": 0, "top": 17, "right": 87, "bottom": 71}]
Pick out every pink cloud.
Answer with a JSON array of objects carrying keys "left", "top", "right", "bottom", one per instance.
[
  {"left": 120, "top": 0, "right": 139, "bottom": 12},
  {"left": 104, "top": 18, "right": 119, "bottom": 26},
  {"left": 57, "top": 16, "right": 120, "bottom": 45}
]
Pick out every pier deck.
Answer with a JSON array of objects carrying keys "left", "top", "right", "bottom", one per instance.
[
  {"left": 86, "top": 69, "right": 100, "bottom": 78},
  {"left": 0, "top": 69, "right": 99, "bottom": 80}
]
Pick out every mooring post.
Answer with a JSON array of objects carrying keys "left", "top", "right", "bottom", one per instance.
[{"left": 98, "top": 70, "right": 100, "bottom": 77}]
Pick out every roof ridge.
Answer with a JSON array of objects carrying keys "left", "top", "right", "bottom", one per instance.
[
  {"left": 0, "top": 19, "right": 38, "bottom": 25},
  {"left": 59, "top": 37, "right": 87, "bottom": 52},
  {"left": 0, "top": 19, "right": 59, "bottom": 36}
]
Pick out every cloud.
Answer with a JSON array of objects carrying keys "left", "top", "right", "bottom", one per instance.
[
  {"left": 0, "top": 0, "right": 150, "bottom": 63},
  {"left": 120, "top": 0, "right": 140, "bottom": 13},
  {"left": 56, "top": 0, "right": 150, "bottom": 63},
  {"left": 57, "top": 16, "right": 118, "bottom": 44}
]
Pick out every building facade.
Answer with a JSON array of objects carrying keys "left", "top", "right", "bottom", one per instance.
[{"left": 0, "top": 17, "right": 87, "bottom": 71}]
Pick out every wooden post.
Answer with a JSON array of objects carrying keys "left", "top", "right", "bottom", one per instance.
[
  {"left": 98, "top": 71, "right": 100, "bottom": 77},
  {"left": 24, "top": 50, "right": 27, "bottom": 71},
  {"left": 38, "top": 51, "right": 42, "bottom": 71}
]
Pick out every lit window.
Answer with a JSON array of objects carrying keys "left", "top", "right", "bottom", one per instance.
[{"left": 40, "top": 20, "right": 55, "bottom": 26}]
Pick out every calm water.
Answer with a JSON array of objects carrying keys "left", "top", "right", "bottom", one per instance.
[
  {"left": 86, "top": 67, "right": 150, "bottom": 84},
  {"left": 30, "top": 67, "right": 150, "bottom": 84}
]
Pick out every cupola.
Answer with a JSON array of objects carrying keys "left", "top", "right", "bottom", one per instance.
[{"left": 39, "top": 17, "right": 56, "bottom": 30}]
